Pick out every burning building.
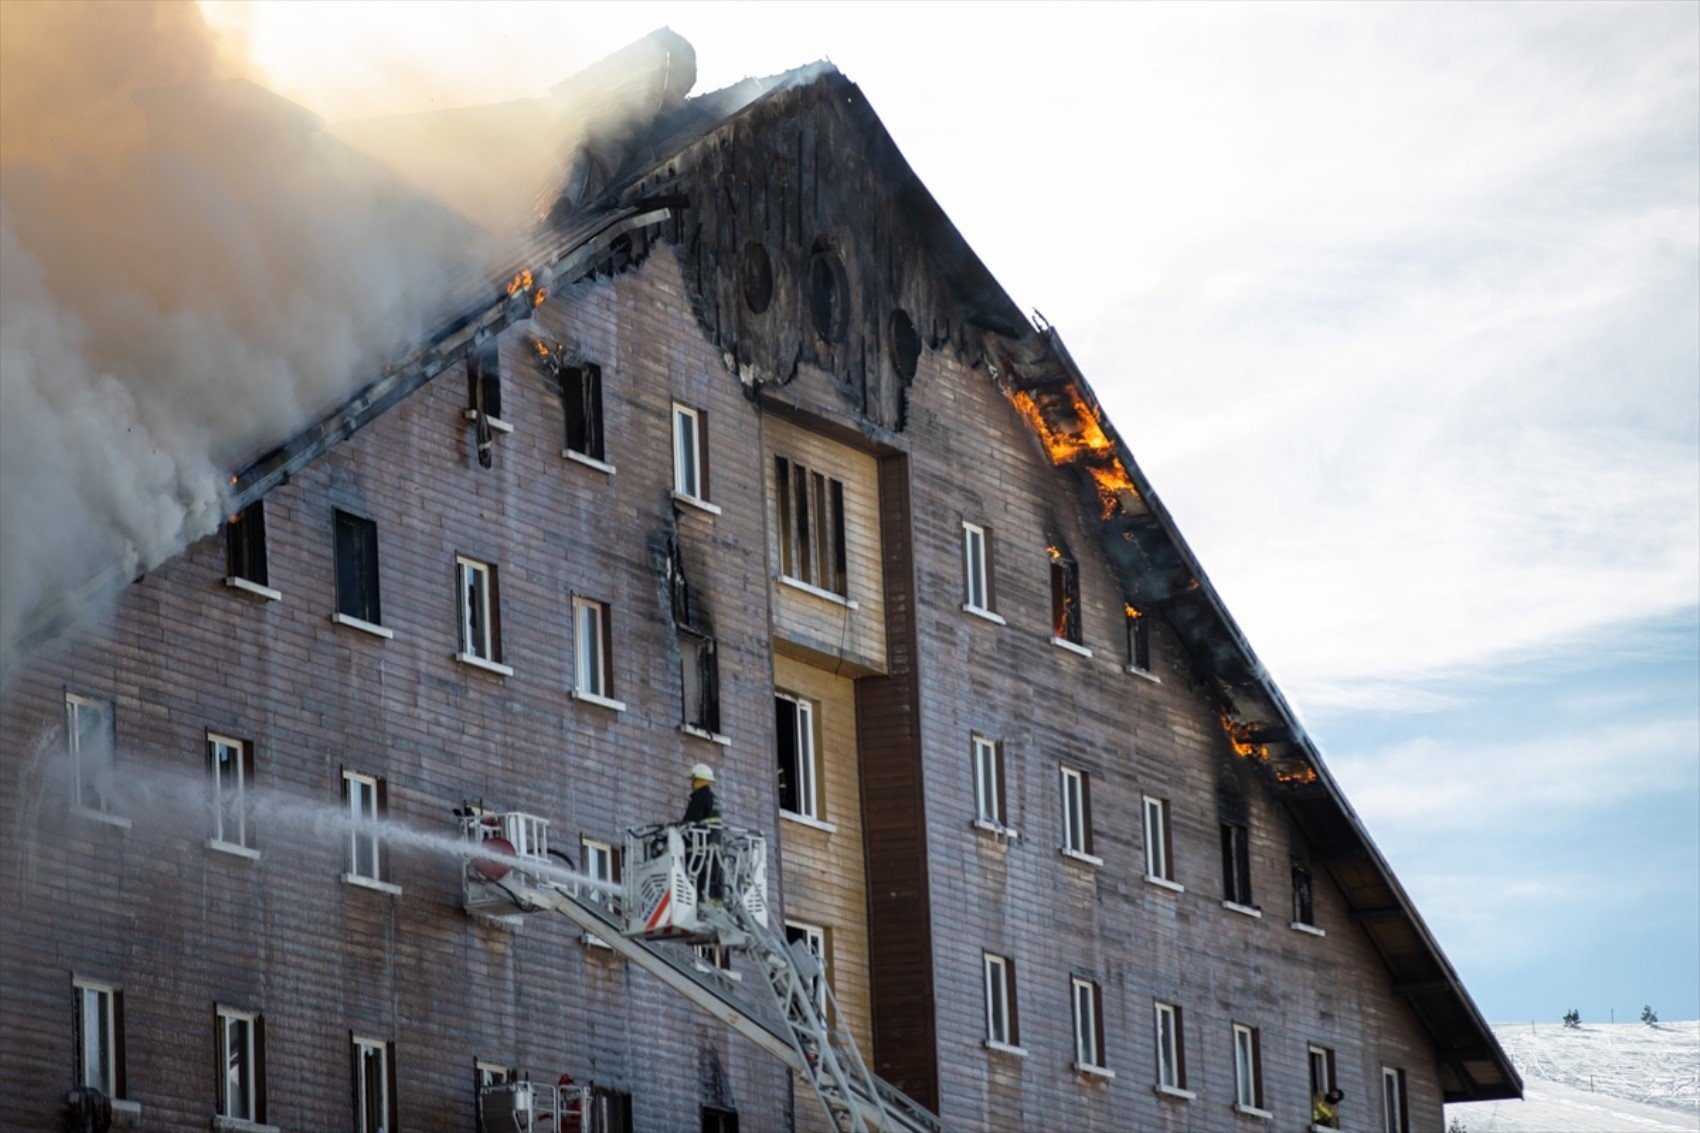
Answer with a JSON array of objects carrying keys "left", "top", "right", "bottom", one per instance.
[{"left": 0, "top": 29, "right": 1518, "bottom": 1133}]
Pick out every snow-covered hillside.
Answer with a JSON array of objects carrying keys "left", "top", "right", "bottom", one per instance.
[{"left": 1447, "top": 1020, "right": 1699, "bottom": 1133}]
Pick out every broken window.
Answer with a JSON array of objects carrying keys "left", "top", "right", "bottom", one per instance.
[
  {"left": 1126, "top": 605, "right": 1151, "bottom": 672},
  {"left": 1072, "top": 977, "right": 1106, "bottom": 1072},
  {"left": 1154, "top": 1001, "right": 1186, "bottom": 1091},
  {"left": 775, "top": 693, "right": 819, "bottom": 820},
  {"left": 701, "top": 1106, "right": 740, "bottom": 1133},
  {"left": 1292, "top": 859, "right": 1316, "bottom": 927},
  {"left": 962, "top": 522, "right": 993, "bottom": 614},
  {"left": 333, "top": 510, "right": 382, "bottom": 628},
  {"left": 681, "top": 632, "right": 721, "bottom": 736},
  {"left": 775, "top": 456, "right": 847, "bottom": 596},
  {"left": 672, "top": 403, "right": 708, "bottom": 503},
  {"left": 342, "top": 771, "right": 388, "bottom": 885},
  {"left": 562, "top": 362, "right": 604, "bottom": 464},
  {"left": 590, "top": 1087, "right": 633, "bottom": 1133},
  {"left": 1233, "top": 1023, "right": 1264, "bottom": 1111},
  {"left": 1059, "top": 765, "right": 1094, "bottom": 858},
  {"left": 785, "top": 922, "right": 829, "bottom": 1016},
  {"left": 972, "top": 735, "right": 1005, "bottom": 828},
  {"left": 65, "top": 691, "right": 114, "bottom": 814},
  {"left": 352, "top": 1036, "right": 394, "bottom": 1133},
  {"left": 208, "top": 733, "right": 254, "bottom": 851},
  {"left": 74, "top": 979, "right": 123, "bottom": 1101},
  {"left": 1221, "top": 821, "right": 1253, "bottom": 907},
  {"left": 573, "top": 597, "right": 615, "bottom": 703},
  {"left": 1143, "top": 796, "right": 1174, "bottom": 883},
  {"left": 216, "top": 1006, "right": 263, "bottom": 1123},
  {"left": 1050, "top": 552, "right": 1082, "bottom": 645},
  {"left": 456, "top": 556, "right": 500, "bottom": 665},
  {"left": 225, "top": 501, "right": 268, "bottom": 588},
  {"left": 467, "top": 339, "right": 503, "bottom": 421},
  {"left": 983, "top": 953, "right": 1018, "bottom": 1047}
]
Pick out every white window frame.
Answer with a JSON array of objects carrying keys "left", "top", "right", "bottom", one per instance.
[
  {"left": 1233, "top": 1022, "right": 1264, "bottom": 1112},
  {"left": 1143, "top": 795, "right": 1176, "bottom": 886},
  {"left": 476, "top": 1059, "right": 513, "bottom": 1089},
  {"left": 962, "top": 522, "right": 991, "bottom": 613},
  {"left": 972, "top": 735, "right": 1003, "bottom": 828},
  {"left": 1154, "top": 1001, "right": 1185, "bottom": 1092},
  {"left": 209, "top": 733, "right": 252, "bottom": 851},
  {"left": 785, "top": 921, "right": 828, "bottom": 1016},
  {"left": 672, "top": 402, "right": 704, "bottom": 502},
  {"left": 1309, "top": 1044, "right": 1335, "bottom": 1099},
  {"left": 217, "top": 1006, "right": 258, "bottom": 1121},
  {"left": 457, "top": 556, "right": 495, "bottom": 663},
  {"left": 582, "top": 837, "right": 614, "bottom": 911},
  {"left": 571, "top": 596, "right": 618, "bottom": 705},
  {"left": 75, "top": 979, "right": 117, "bottom": 1098},
  {"left": 1071, "top": 977, "right": 1107, "bottom": 1074},
  {"left": 1059, "top": 765, "right": 1097, "bottom": 862},
  {"left": 353, "top": 1036, "right": 390, "bottom": 1133},
  {"left": 983, "top": 953, "right": 1015, "bottom": 1048},
  {"left": 343, "top": 771, "right": 382, "bottom": 883},
  {"left": 1382, "top": 1066, "right": 1407, "bottom": 1133},
  {"left": 776, "top": 692, "right": 820, "bottom": 822},
  {"left": 66, "top": 692, "right": 114, "bottom": 815}
]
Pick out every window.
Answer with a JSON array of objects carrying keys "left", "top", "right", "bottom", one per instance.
[
  {"left": 701, "top": 1106, "right": 740, "bottom": 1133},
  {"left": 775, "top": 693, "right": 820, "bottom": 820},
  {"left": 1309, "top": 1044, "right": 1337, "bottom": 1101},
  {"left": 1293, "top": 860, "right": 1316, "bottom": 927},
  {"left": 475, "top": 1059, "right": 515, "bottom": 1127},
  {"left": 562, "top": 362, "right": 604, "bottom": 463},
  {"left": 467, "top": 338, "right": 503, "bottom": 422},
  {"left": 455, "top": 556, "right": 501, "bottom": 665},
  {"left": 1232, "top": 1023, "right": 1264, "bottom": 1112},
  {"left": 1049, "top": 550, "right": 1082, "bottom": 645},
  {"left": 1059, "top": 766, "right": 1094, "bottom": 859},
  {"left": 581, "top": 837, "right": 621, "bottom": 912},
  {"left": 1126, "top": 605, "right": 1151, "bottom": 671},
  {"left": 572, "top": 597, "right": 616, "bottom": 703},
  {"left": 342, "top": 771, "right": 388, "bottom": 885},
  {"left": 672, "top": 403, "right": 707, "bottom": 502},
  {"left": 972, "top": 736, "right": 1006, "bottom": 828},
  {"left": 1382, "top": 1067, "right": 1408, "bottom": 1133},
  {"left": 680, "top": 631, "right": 720, "bottom": 735},
  {"left": 226, "top": 502, "right": 269, "bottom": 588},
  {"left": 962, "top": 522, "right": 993, "bottom": 613},
  {"left": 1154, "top": 1001, "right": 1186, "bottom": 1091},
  {"left": 1071, "top": 977, "right": 1106, "bottom": 1072},
  {"left": 65, "top": 692, "right": 114, "bottom": 814},
  {"left": 590, "top": 1087, "right": 633, "bottom": 1133},
  {"left": 1143, "top": 796, "right": 1174, "bottom": 884},
  {"left": 1222, "top": 821, "right": 1253, "bottom": 907},
  {"left": 352, "top": 1036, "right": 394, "bottom": 1133},
  {"left": 208, "top": 733, "right": 254, "bottom": 851},
  {"left": 983, "top": 953, "right": 1018, "bottom": 1048},
  {"left": 774, "top": 456, "right": 847, "bottom": 596},
  {"left": 333, "top": 510, "right": 382, "bottom": 628},
  {"left": 74, "top": 979, "right": 123, "bottom": 1100},
  {"left": 785, "top": 922, "right": 828, "bottom": 1016},
  {"left": 217, "top": 1006, "right": 264, "bottom": 1122}
]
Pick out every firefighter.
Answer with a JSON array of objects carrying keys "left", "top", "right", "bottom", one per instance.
[
  {"left": 1311, "top": 1086, "right": 1344, "bottom": 1129},
  {"left": 681, "top": 762, "right": 723, "bottom": 904}
]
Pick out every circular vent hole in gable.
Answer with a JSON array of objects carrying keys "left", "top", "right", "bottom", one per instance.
[
  {"left": 807, "top": 240, "right": 848, "bottom": 343},
  {"left": 888, "top": 308, "right": 921, "bottom": 380},
  {"left": 740, "top": 242, "right": 773, "bottom": 313}
]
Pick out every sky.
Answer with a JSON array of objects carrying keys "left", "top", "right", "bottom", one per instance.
[{"left": 200, "top": 1, "right": 1700, "bottom": 1023}]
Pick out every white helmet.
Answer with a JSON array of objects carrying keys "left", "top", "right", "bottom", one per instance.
[{"left": 689, "top": 762, "right": 715, "bottom": 784}]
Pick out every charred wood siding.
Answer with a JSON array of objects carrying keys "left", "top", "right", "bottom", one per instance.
[{"left": 854, "top": 451, "right": 940, "bottom": 1112}]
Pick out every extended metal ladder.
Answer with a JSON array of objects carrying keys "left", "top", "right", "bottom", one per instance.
[{"left": 469, "top": 818, "right": 950, "bottom": 1133}]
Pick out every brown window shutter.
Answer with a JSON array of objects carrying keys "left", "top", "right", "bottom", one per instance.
[
  {"left": 1081, "top": 772, "right": 1094, "bottom": 856},
  {"left": 1006, "top": 960, "right": 1020, "bottom": 1046},
  {"left": 600, "top": 606, "right": 615, "bottom": 699},
  {"left": 1092, "top": 983, "right": 1105, "bottom": 1064},
  {"left": 698, "top": 410, "right": 710, "bottom": 502},
  {"left": 244, "top": 742, "right": 258, "bottom": 851},
  {"left": 1162, "top": 803, "right": 1175, "bottom": 881},
  {"left": 113, "top": 989, "right": 126, "bottom": 1100},
  {"left": 349, "top": 1033, "right": 360, "bottom": 1130},
  {"left": 1251, "top": 1027, "right": 1264, "bottom": 1108},
  {"left": 488, "top": 563, "right": 502, "bottom": 664},
  {"left": 254, "top": 1015, "right": 267, "bottom": 1123},
  {"left": 376, "top": 779, "right": 391, "bottom": 881},
  {"left": 1050, "top": 561, "right": 1066, "bottom": 638},
  {"left": 984, "top": 526, "right": 997, "bottom": 611},
  {"left": 1176, "top": 1006, "right": 1187, "bottom": 1088},
  {"left": 214, "top": 1007, "right": 224, "bottom": 1115},
  {"left": 995, "top": 744, "right": 1007, "bottom": 826},
  {"left": 386, "top": 1040, "right": 399, "bottom": 1132}
]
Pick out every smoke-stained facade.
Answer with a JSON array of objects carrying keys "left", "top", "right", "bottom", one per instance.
[{"left": 0, "top": 35, "right": 1518, "bottom": 1133}]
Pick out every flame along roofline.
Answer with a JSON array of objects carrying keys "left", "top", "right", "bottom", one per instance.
[{"left": 993, "top": 326, "right": 1520, "bottom": 1103}]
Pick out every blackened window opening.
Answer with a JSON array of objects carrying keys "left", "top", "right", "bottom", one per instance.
[
  {"left": 1292, "top": 861, "right": 1315, "bottom": 925},
  {"left": 775, "top": 456, "right": 848, "bottom": 596},
  {"left": 226, "top": 502, "right": 268, "bottom": 587},
  {"left": 1222, "top": 821, "right": 1253, "bottom": 906},
  {"left": 562, "top": 363, "right": 603, "bottom": 461},
  {"left": 591, "top": 1088, "right": 633, "bottom": 1133},
  {"left": 1127, "top": 608, "right": 1151, "bottom": 670},
  {"left": 334, "top": 510, "right": 381, "bottom": 625},
  {"left": 1051, "top": 555, "right": 1082, "bottom": 643},
  {"left": 467, "top": 340, "right": 502, "bottom": 420},
  {"left": 682, "top": 632, "right": 720, "bottom": 734}
]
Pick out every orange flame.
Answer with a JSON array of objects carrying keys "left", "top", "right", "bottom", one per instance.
[
  {"left": 1125, "top": 604, "right": 1142, "bottom": 620},
  {"left": 532, "top": 288, "right": 547, "bottom": 308},
  {"left": 1220, "top": 712, "right": 1270, "bottom": 762},
  {"left": 532, "top": 338, "right": 552, "bottom": 358},
  {"left": 506, "top": 269, "right": 533, "bottom": 296},
  {"left": 1008, "top": 388, "right": 1139, "bottom": 517},
  {"left": 1046, "top": 543, "right": 1063, "bottom": 561},
  {"left": 1275, "top": 766, "right": 1320, "bottom": 785},
  {"left": 1088, "top": 462, "right": 1140, "bottom": 518}
]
